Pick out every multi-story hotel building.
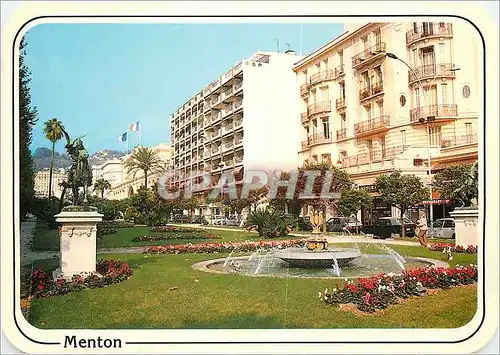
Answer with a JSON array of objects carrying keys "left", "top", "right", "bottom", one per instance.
[
  {"left": 169, "top": 51, "right": 302, "bottom": 214},
  {"left": 34, "top": 168, "right": 68, "bottom": 199},
  {"left": 104, "top": 143, "right": 174, "bottom": 200},
  {"left": 294, "top": 21, "right": 479, "bottom": 223}
]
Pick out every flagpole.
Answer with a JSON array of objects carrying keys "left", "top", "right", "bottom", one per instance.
[{"left": 127, "top": 135, "right": 129, "bottom": 154}]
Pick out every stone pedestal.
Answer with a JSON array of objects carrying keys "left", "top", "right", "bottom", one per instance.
[
  {"left": 449, "top": 208, "right": 479, "bottom": 247},
  {"left": 53, "top": 208, "right": 103, "bottom": 280}
]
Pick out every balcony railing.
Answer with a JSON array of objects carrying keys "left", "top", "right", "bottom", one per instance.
[
  {"left": 234, "top": 62, "right": 242, "bottom": 74},
  {"left": 359, "top": 81, "right": 384, "bottom": 101},
  {"left": 300, "top": 84, "right": 308, "bottom": 97},
  {"left": 234, "top": 80, "right": 243, "bottom": 92},
  {"left": 307, "top": 101, "right": 331, "bottom": 116},
  {"left": 408, "top": 63, "right": 457, "bottom": 84},
  {"left": 203, "top": 86, "right": 211, "bottom": 97},
  {"left": 223, "top": 68, "right": 233, "bottom": 83},
  {"left": 410, "top": 104, "right": 458, "bottom": 122},
  {"left": 440, "top": 133, "right": 478, "bottom": 148},
  {"left": 334, "top": 64, "right": 345, "bottom": 77},
  {"left": 352, "top": 42, "right": 386, "bottom": 68},
  {"left": 234, "top": 137, "right": 243, "bottom": 146},
  {"left": 222, "top": 105, "right": 234, "bottom": 118},
  {"left": 234, "top": 98, "right": 243, "bottom": 110},
  {"left": 309, "top": 69, "right": 335, "bottom": 86},
  {"left": 210, "top": 78, "right": 221, "bottom": 90},
  {"left": 336, "top": 128, "right": 347, "bottom": 140},
  {"left": 221, "top": 88, "right": 233, "bottom": 101},
  {"left": 235, "top": 155, "right": 243, "bottom": 164},
  {"left": 234, "top": 119, "right": 243, "bottom": 128},
  {"left": 335, "top": 97, "right": 346, "bottom": 111},
  {"left": 223, "top": 140, "right": 234, "bottom": 152},
  {"left": 301, "top": 112, "right": 308, "bottom": 124},
  {"left": 406, "top": 23, "right": 453, "bottom": 45},
  {"left": 354, "top": 115, "right": 390, "bottom": 136},
  {"left": 301, "top": 140, "right": 309, "bottom": 150},
  {"left": 308, "top": 132, "right": 333, "bottom": 146}
]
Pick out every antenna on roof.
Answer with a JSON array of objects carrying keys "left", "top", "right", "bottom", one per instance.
[
  {"left": 284, "top": 43, "right": 291, "bottom": 51},
  {"left": 273, "top": 38, "right": 280, "bottom": 53}
]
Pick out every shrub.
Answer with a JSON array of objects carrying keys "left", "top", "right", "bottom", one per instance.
[
  {"left": 94, "top": 200, "right": 119, "bottom": 221},
  {"left": 99, "top": 221, "right": 134, "bottom": 229},
  {"left": 124, "top": 207, "right": 140, "bottom": 223},
  {"left": 244, "top": 207, "right": 297, "bottom": 238},
  {"left": 30, "top": 259, "right": 132, "bottom": 299},
  {"left": 150, "top": 226, "right": 206, "bottom": 233}
]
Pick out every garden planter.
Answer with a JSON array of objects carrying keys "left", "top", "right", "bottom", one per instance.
[{"left": 449, "top": 208, "right": 479, "bottom": 248}]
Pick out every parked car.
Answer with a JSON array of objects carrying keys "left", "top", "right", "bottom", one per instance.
[
  {"left": 429, "top": 218, "right": 455, "bottom": 239},
  {"left": 225, "top": 216, "right": 241, "bottom": 227},
  {"left": 362, "top": 217, "right": 416, "bottom": 239},
  {"left": 190, "top": 215, "right": 208, "bottom": 225},
  {"left": 326, "top": 216, "right": 363, "bottom": 233},
  {"left": 212, "top": 215, "right": 227, "bottom": 226}
]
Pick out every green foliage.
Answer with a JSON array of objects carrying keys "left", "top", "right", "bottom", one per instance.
[
  {"left": 93, "top": 178, "right": 112, "bottom": 199},
  {"left": 62, "top": 205, "right": 98, "bottom": 212},
  {"left": 32, "top": 197, "right": 58, "bottom": 228},
  {"left": 375, "top": 170, "right": 428, "bottom": 237},
  {"left": 338, "top": 188, "right": 374, "bottom": 218},
  {"left": 124, "top": 207, "right": 140, "bottom": 223},
  {"left": 434, "top": 163, "right": 478, "bottom": 207},
  {"left": 124, "top": 147, "right": 166, "bottom": 188},
  {"left": 19, "top": 37, "right": 38, "bottom": 218},
  {"left": 42, "top": 118, "right": 65, "bottom": 199},
  {"left": 244, "top": 207, "right": 297, "bottom": 238},
  {"left": 94, "top": 199, "right": 119, "bottom": 221}
]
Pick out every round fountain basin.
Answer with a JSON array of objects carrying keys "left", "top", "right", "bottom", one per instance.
[{"left": 274, "top": 247, "right": 362, "bottom": 268}]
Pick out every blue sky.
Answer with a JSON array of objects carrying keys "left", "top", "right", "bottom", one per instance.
[{"left": 25, "top": 22, "right": 344, "bottom": 154}]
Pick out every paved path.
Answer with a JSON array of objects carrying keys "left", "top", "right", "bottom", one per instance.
[{"left": 21, "top": 221, "right": 421, "bottom": 264}]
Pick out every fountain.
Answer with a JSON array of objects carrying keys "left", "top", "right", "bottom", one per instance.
[{"left": 193, "top": 209, "right": 447, "bottom": 278}]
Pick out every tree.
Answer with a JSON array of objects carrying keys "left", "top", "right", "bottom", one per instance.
[
  {"left": 124, "top": 147, "right": 165, "bottom": 188},
  {"left": 337, "top": 188, "right": 373, "bottom": 233},
  {"left": 19, "top": 36, "right": 38, "bottom": 218},
  {"left": 93, "top": 178, "right": 112, "bottom": 199},
  {"left": 375, "top": 170, "right": 429, "bottom": 238},
  {"left": 434, "top": 163, "right": 478, "bottom": 207},
  {"left": 43, "top": 117, "right": 65, "bottom": 199}
]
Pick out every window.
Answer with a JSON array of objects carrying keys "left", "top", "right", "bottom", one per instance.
[
  {"left": 465, "top": 123, "right": 473, "bottom": 143},
  {"left": 374, "top": 29, "right": 381, "bottom": 46},
  {"left": 441, "top": 84, "right": 448, "bottom": 104},
  {"left": 362, "top": 36, "right": 369, "bottom": 50},
  {"left": 322, "top": 154, "right": 331, "bottom": 164},
  {"left": 412, "top": 49, "right": 418, "bottom": 67},
  {"left": 401, "top": 130, "right": 407, "bottom": 147},
  {"left": 322, "top": 59, "right": 328, "bottom": 70},
  {"left": 438, "top": 43, "right": 445, "bottom": 63},
  {"left": 429, "top": 126, "right": 442, "bottom": 146},
  {"left": 400, "top": 94, "right": 407, "bottom": 107},
  {"left": 380, "top": 136, "right": 386, "bottom": 155},
  {"left": 443, "top": 220, "right": 455, "bottom": 228},
  {"left": 367, "top": 139, "right": 373, "bottom": 161},
  {"left": 340, "top": 114, "right": 346, "bottom": 130},
  {"left": 462, "top": 85, "right": 471, "bottom": 98},
  {"left": 415, "top": 87, "right": 421, "bottom": 107},
  {"left": 433, "top": 220, "right": 444, "bottom": 228},
  {"left": 339, "top": 51, "right": 344, "bottom": 65},
  {"left": 322, "top": 119, "right": 330, "bottom": 139}
]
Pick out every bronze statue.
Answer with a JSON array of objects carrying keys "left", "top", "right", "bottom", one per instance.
[{"left": 61, "top": 128, "right": 93, "bottom": 205}]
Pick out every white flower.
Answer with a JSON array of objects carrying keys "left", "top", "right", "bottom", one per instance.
[
  {"left": 323, "top": 296, "right": 328, "bottom": 301},
  {"left": 344, "top": 277, "right": 348, "bottom": 282},
  {"left": 318, "top": 292, "right": 322, "bottom": 299},
  {"left": 387, "top": 272, "right": 395, "bottom": 277},
  {"left": 324, "top": 288, "right": 328, "bottom": 294}
]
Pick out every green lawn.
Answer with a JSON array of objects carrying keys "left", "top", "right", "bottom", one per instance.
[
  {"left": 27, "top": 245, "right": 478, "bottom": 329},
  {"left": 33, "top": 223, "right": 276, "bottom": 251}
]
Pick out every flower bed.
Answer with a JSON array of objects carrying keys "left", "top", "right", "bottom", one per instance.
[
  {"left": 30, "top": 259, "right": 132, "bottom": 299},
  {"left": 428, "top": 243, "right": 477, "bottom": 254},
  {"left": 132, "top": 234, "right": 221, "bottom": 242},
  {"left": 150, "top": 226, "right": 207, "bottom": 233},
  {"left": 144, "top": 239, "right": 304, "bottom": 254},
  {"left": 319, "top": 264, "right": 478, "bottom": 313}
]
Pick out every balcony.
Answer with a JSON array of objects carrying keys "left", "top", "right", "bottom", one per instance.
[
  {"left": 211, "top": 128, "right": 221, "bottom": 140},
  {"left": 234, "top": 154, "right": 244, "bottom": 165},
  {"left": 211, "top": 111, "right": 222, "bottom": 123},
  {"left": 300, "top": 84, "right": 308, "bottom": 97},
  {"left": 354, "top": 115, "right": 390, "bottom": 137},
  {"left": 234, "top": 98, "right": 243, "bottom": 111},
  {"left": 307, "top": 100, "right": 331, "bottom": 117},
  {"left": 308, "top": 132, "right": 333, "bottom": 146},
  {"left": 203, "top": 85, "right": 211, "bottom": 98},
  {"left": 234, "top": 118, "right": 243, "bottom": 129},
  {"left": 222, "top": 140, "right": 234, "bottom": 152},
  {"left": 301, "top": 140, "right": 308, "bottom": 150},
  {"left": 222, "top": 68, "right": 233, "bottom": 84},
  {"left": 309, "top": 69, "right": 335, "bottom": 87},
  {"left": 359, "top": 81, "right": 384, "bottom": 102},
  {"left": 334, "top": 64, "right": 345, "bottom": 78},
  {"left": 410, "top": 104, "right": 458, "bottom": 123},
  {"left": 211, "top": 95, "right": 224, "bottom": 109},
  {"left": 408, "top": 63, "right": 457, "bottom": 84},
  {"left": 301, "top": 112, "right": 308, "bottom": 124},
  {"left": 352, "top": 42, "right": 386, "bottom": 69},
  {"left": 222, "top": 121, "right": 233, "bottom": 136},
  {"left": 211, "top": 145, "right": 221, "bottom": 155},
  {"left": 234, "top": 136, "right": 243, "bottom": 147},
  {"left": 335, "top": 97, "right": 346, "bottom": 112},
  {"left": 222, "top": 105, "right": 234, "bottom": 119},
  {"left": 336, "top": 128, "right": 347, "bottom": 140},
  {"left": 234, "top": 80, "right": 243, "bottom": 93},
  {"left": 221, "top": 87, "right": 234, "bottom": 102},
  {"left": 406, "top": 23, "right": 453, "bottom": 46},
  {"left": 210, "top": 77, "right": 221, "bottom": 92},
  {"left": 440, "top": 133, "right": 478, "bottom": 148},
  {"left": 234, "top": 62, "right": 243, "bottom": 74}
]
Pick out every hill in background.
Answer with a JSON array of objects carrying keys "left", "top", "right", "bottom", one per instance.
[{"left": 33, "top": 148, "right": 125, "bottom": 171}]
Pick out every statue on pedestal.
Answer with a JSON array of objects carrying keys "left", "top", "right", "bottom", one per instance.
[{"left": 61, "top": 128, "right": 93, "bottom": 206}]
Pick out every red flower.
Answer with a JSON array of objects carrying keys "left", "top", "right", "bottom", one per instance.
[{"left": 37, "top": 284, "right": 44, "bottom": 291}]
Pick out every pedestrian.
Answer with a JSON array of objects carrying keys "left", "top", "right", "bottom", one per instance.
[{"left": 415, "top": 210, "right": 429, "bottom": 247}]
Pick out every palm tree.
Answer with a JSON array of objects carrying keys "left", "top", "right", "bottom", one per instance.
[
  {"left": 93, "top": 178, "right": 111, "bottom": 199},
  {"left": 124, "top": 147, "right": 165, "bottom": 188},
  {"left": 42, "top": 118, "right": 64, "bottom": 200}
]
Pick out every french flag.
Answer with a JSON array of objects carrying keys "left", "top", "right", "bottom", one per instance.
[{"left": 130, "top": 121, "right": 140, "bottom": 132}]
